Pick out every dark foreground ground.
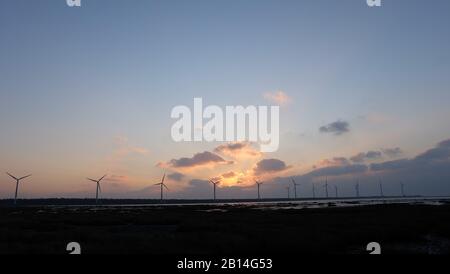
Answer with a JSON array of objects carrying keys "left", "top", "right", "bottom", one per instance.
[{"left": 1, "top": 203, "right": 450, "bottom": 254}]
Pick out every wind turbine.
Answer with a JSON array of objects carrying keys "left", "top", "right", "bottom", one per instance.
[
  {"left": 379, "top": 178, "right": 384, "bottom": 197},
  {"left": 291, "top": 178, "right": 300, "bottom": 199},
  {"left": 312, "top": 183, "right": 316, "bottom": 199},
  {"left": 155, "top": 173, "right": 168, "bottom": 201},
  {"left": 87, "top": 175, "right": 106, "bottom": 204},
  {"left": 324, "top": 177, "right": 329, "bottom": 198},
  {"left": 255, "top": 180, "right": 263, "bottom": 200},
  {"left": 6, "top": 173, "right": 32, "bottom": 205},
  {"left": 209, "top": 179, "right": 220, "bottom": 200},
  {"left": 334, "top": 185, "right": 338, "bottom": 198},
  {"left": 400, "top": 182, "right": 405, "bottom": 197},
  {"left": 286, "top": 186, "right": 291, "bottom": 199},
  {"left": 355, "top": 179, "right": 360, "bottom": 198}
]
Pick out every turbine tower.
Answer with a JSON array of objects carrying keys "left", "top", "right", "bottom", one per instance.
[
  {"left": 255, "top": 180, "right": 263, "bottom": 200},
  {"left": 379, "top": 178, "right": 384, "bottom": 197},
  {"left": 286, "top": 186, "right": 290, "bottom": 199},
  {"left": 324, "top": 177, "right": 329, "bottom": 198},
  {"left": 291, "top": 178, "right": 300, "bottom": 199},
  {"left": 6, "top": 173, "right": 32, "bottom": 205},
  {"left": 400, "top": 182, "right": 405, "bottom": 197},
  {"left": 209, "top": 179, "right": 220, "bottom": 200},
  {"left": 312, "top": 183, "right": 316, "bottom": 199},
  {"left": 155, "top": 173, "right": 168, "bottom": 201},
  {"left": 87, "top": 175, "right": 107, "bottom": 204},
  {"left": 334, "top": 185, "right": 338, "bottom": 198},
  {"left": 355, "top": 179, "right": 360, "bottom": 198}
]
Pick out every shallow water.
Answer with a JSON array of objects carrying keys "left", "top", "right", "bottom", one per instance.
[{"left": 43, "top": 196, "right": 450, "bottom": 212}]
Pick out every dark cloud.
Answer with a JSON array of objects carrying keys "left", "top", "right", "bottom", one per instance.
[
  {"left": 350, "top": 151, "right": 382, "bottom": 163},
  {"left": 215, "top": 143, "right": 247, "bottom": 152},
  {"left": 415, "top": 139, "right": 450, "bottom": 162},
  {"left": 282, "top": 138, "right": 450, "bottom": 197},
  {"left": 214, "top": 142, "right": 262, "bottom": 158},
  {"left": 254, "top": 159, "right": 290, "bottom": 175},
  {"left": 368, "top": 140, "right": 450, "bottom": 171},
  {"left": 382, "top": 147, "right": 403, "bottom": 158},
  {"left": 175, "top": 179, "right": 255, "bottom": 199},
  {"left": 165, "top": 151, "right": 233, "bottom": 168},
  {"left": 370, "top": 159, "right": 412, "bottom": 171},
  {"left": 319, "top": 120, "right": 350, "bottom": 136},
  {"left": 366, "top": 151, "right": 382, "bottom": 159},
  {"left": 438, "top": 139, "right": 450, "bottom": 148},
  {"left": 308, "top": 164, "right": 368, "bottom": 177},
  {"left": 167, "top": 172, "right": 185, "bottom": 182}
]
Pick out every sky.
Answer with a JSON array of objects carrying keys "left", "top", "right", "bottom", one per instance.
[{"left": 1, "top": 0, "right": 450, "bottom": 199}]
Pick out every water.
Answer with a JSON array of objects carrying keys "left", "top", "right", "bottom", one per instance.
[{"left": 43, "top": 196, "right": 450, "bottom": 211}]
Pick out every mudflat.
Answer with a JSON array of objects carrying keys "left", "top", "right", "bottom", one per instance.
[{"left": 1, "top": 203, "right": 450, "bottom": 254}]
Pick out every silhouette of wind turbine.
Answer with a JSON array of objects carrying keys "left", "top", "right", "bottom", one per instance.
[
  {"left": 255, "top": 180, "right": 263, "bottom": 200},
  {"left": 324, "top": 177, "right": 329, "bottom": 198},
  {"left": 291, "top": 178, "right": 300, "bottom": 199},
  {"left": 400, "top": 182, "right": 405, "bottom": 197},
  {"left": 209, "top": 179, "right": 220, "bottom": 200},
  {"left": 334, "top": 185, "right": 338, "bottom": 198},
  {"left": 355, "top": 179, "right": 360, "bottom": 198},
  {"left": 87, "top": 175, "right": 106, "bottom": 204},
  {"left": 379, "top": 178, "right": 384, "bottom": 197},
  {"left": 6, "top": 173, "right": 32, "bottom": 205},
  {"left": 312, "top": 183, "right": 316, "bottom": 199},
  {"left": 155, "top": 173, "right": 168, "bottom": 201},
  {"left": 286, "top": 186, "right": 291, "bottom": 199}
]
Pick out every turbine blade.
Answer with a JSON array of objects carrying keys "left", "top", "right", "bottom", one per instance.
[
  {"left": 161, "top": 173, "right": 166, "bottom": 184},
  {"left": 98, "top": 183, "right": 102, "bottom": 193},
  {"left": 87, "top": 178, "right": 98, "bottom": 183},
  {"left": 6, "top": 172, "right": 18, "bottom": 180},
  {"left": 154, "top": 183, "right": 162, "bottom": 186},
  {"left": 163, "top": 184, "right": 169, "bottom": 190},
  {"left": 98, "top": 174, "right": 107, "bottom": 182},
  {"left": 19, "top": 174, "right": 32, "bottom": 181}
]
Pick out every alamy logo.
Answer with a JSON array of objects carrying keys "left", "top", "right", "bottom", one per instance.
[
  {"left": 367, "top": 0, "right": 381, "bottom": 7},
  {"left": 67, "top": 0, "right": 81, "bottom": 7},
  {"left": 171, "top": 98, "right": 280, "bottom": 152}
]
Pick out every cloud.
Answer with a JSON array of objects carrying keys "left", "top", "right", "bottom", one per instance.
[
  {"left": 174, "top": 179, "right": 256, "bottom": 199},
  {"left": 415, "top": 139, "right": 450, "bottom": 162},
  {"left": 370, "top": 159, "right": 411, "bottom": 171},
  {"left": 316, "top": 157, "right": 351, "bottom": 168},
  {"left": 105, "top": 175, "right": 129, "bottom": 183},
  {"left": 381, "top": 147, "right": 403, "bottom": 158},
  {"left": 159, "top": 151, "right": 233, "bottom": 169},
  {"left": 319, "top": 120, "right": 350, "bottom": 136},
  {"left": 263, "top": 90, "right": 291, "bottom": 106},
  {"left": 222, "top": 171, "right": 237, "bottom": 178},
  {"left": 167, "top": 172, "right": 185, "bottom": 182},
  {"left": 214, "top": 142, "right": 263, "bottom": 158},
  {"left": 367, "top": 139, "right": 447, "bottom": 170},
  {"left": 307, "top": 164, "right": 368, "bottom": 178},
  {"left": 253, "top": 158, "right": 290, "bottom": 175},
  {"left": 350, "top": 151, "right": 383, "bottom": 163}
]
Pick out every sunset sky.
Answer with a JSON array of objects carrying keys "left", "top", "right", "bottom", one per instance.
[{"left": 1, "top": 0, "right": 450, "bottom": 199}]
